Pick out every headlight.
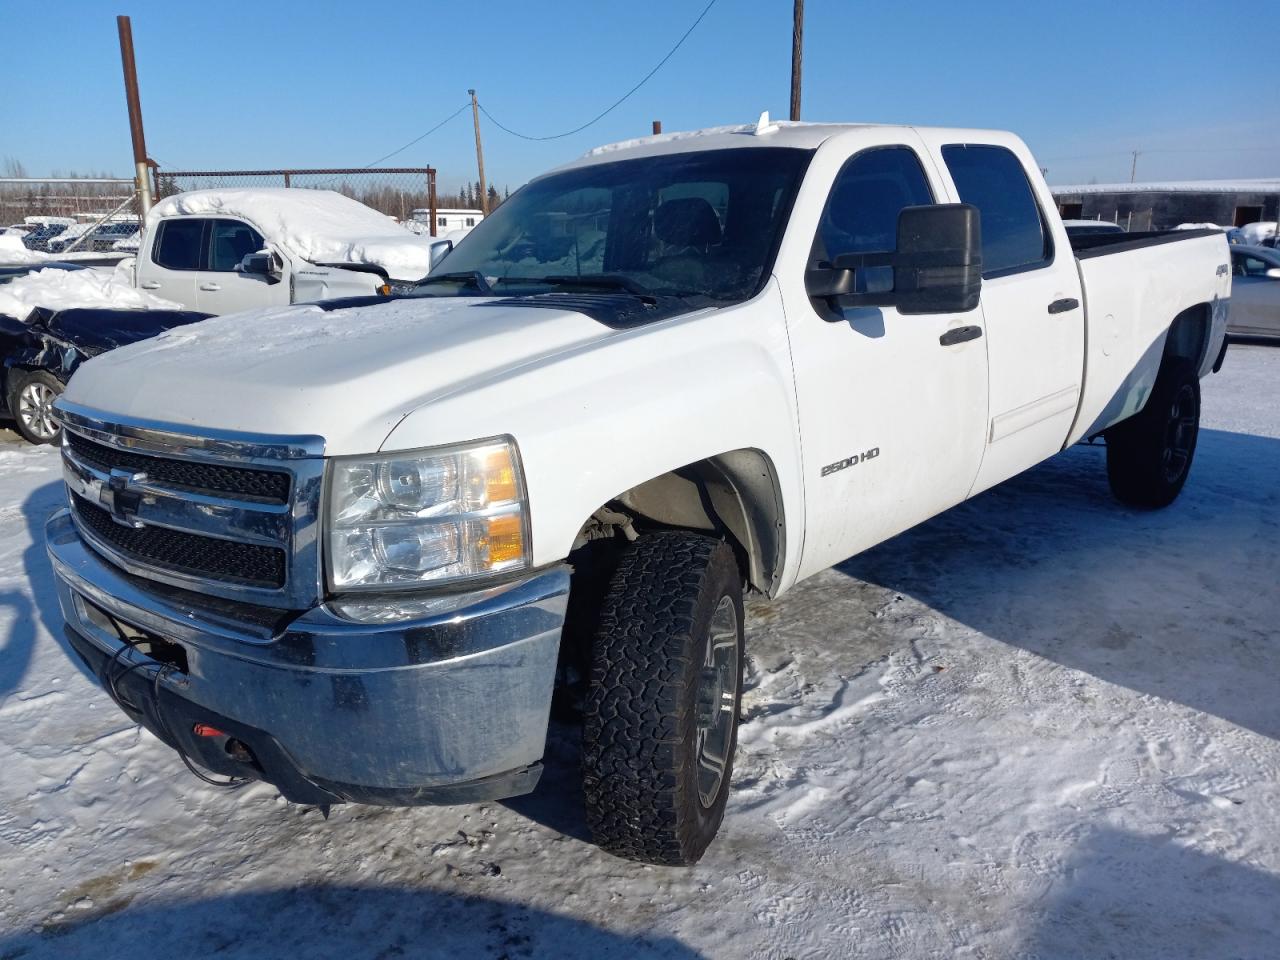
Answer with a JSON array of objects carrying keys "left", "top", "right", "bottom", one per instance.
[{"left": 325, "top": 437, "right": 529, "bottom": 590}]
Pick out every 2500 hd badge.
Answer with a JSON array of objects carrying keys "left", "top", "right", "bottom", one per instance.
[{"left": 822, "top": 447, "right": 881, "bottom": 476}]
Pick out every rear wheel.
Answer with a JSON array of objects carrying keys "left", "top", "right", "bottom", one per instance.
[
  {"left": 8, "top": 370, "right": 63, "bottom": 445},
  {"left": 582, "top": 532, "right": 744, "bottom": 865},
  {"left": 1105, "top": 359, "right": 1199, "bottom": 508}
]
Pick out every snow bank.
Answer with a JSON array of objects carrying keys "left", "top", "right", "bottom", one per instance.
[
  {"left": 0, "top": 234, "right": 49, "bottom": 265},
  {"left": 148, "top": 189, "right": 436, "bottom": 281},
  {"left": 1174, "top": 222, "right": 1225, "bottom": 231},
  {"left": 0, "top": 261, "right": 181, "bottom": 319}
]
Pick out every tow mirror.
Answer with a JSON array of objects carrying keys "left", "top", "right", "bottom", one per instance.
[
  {"left": 428, "top": 239, "right": 454, "bottom": 271},
  {"left": 806, "top": 203, "right": 982, "bottom": 316},
  {"left": 238, "top": 251, "right": 281, "bottom": 285}
]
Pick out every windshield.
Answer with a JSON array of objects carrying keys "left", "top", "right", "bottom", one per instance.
[{"left": 437, "top": 147, "right": 812, "bottom": 302}]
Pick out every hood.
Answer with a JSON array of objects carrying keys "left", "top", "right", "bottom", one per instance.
[{"left": 63, "top": 297, "right": 620, "bottom": 455}]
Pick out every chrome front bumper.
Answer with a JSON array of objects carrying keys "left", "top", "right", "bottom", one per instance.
[{"left": 46, "top": 509, "right": 569, "bottom": 804}]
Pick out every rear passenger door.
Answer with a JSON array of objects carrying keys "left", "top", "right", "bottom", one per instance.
[
  {"left": 927, "top": 139, "right": 1086, "bottom": 493},
  {"left": 193, "top": 218, "right": 284, "bottom": 316},
  {"left": 139, "top": 218, "right": 203, "bottom": 308}
]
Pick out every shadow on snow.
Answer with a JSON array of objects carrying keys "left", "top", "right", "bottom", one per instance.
[
  {"left": 0, "top": 883, "right": 707, "bottom": 960},
  {"left": 836, "top": 428, "right": 1280, "bottom": 740}
]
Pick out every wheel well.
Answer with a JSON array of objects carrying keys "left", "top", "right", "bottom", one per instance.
[
  {"left": 1163, "top": 302, "right": 1211, "bottom": 370},
  {"left": 574, "top": 450, "right": 786, "bottom": 597}
]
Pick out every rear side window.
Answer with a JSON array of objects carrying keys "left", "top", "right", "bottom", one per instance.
[
  {"left": 942, "top": 144, "right": 1051, "bottom": 276},
  {"left": 209, "top": 219, "right": 266, "bottom": 272},
  {"left": 152, "top": 219, "right": 204, "bottom": 271},
  {"left": 815, "top": 147, "right": 935, "bottom": 261}
]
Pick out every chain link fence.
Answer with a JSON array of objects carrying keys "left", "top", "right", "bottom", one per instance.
[
  {"left": 154, "top": 167, "right": 439, "bottom": 233},
  {"left": 0, "top": 178, "right": 141, "bottom": 253}
]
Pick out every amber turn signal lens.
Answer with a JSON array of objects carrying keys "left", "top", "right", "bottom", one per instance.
[
  {"left": 480, "top": 447, "right": 519, "bottom": 504},
  {"left": 483, "top": 514, "right": 524, "bottom": 564}
]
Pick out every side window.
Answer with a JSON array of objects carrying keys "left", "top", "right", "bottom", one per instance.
[
  {"left": 152, "top": 219, "right": 204, "bottom": 271},
  {"left": 813, "top": 147, "right": 934, "bottom": 294},
  {"left": 942, "top": 144, "right": 1051, "bottom": 276},
  {"left": 815, "top": 147, "right": 934, "bottom": 260},
  {"left": 208, "top": 219, "right": 266, "bottom": 272}
]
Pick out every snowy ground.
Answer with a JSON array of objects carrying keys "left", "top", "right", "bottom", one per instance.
[{"left": 1, "top": 347, "right": 1277, "bottom": 959}]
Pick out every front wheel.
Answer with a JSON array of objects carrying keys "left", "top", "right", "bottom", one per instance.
[
  {"left": 582, "top": 532, "right": 744, "bottom": 865},
  {"left": 1105, "top": 359, "right": 1200, "bottom": 509},
  {"left": 8, "top": 370, "right": 63, "bottom": 445}
]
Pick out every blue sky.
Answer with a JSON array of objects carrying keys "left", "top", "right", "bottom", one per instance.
[{"left": 4, "top": 0, "right": 1277, "bottom": 190}]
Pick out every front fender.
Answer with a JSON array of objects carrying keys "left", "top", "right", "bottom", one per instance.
[{"left": 378, "top": 282, "right": 807, "bottom": 593}]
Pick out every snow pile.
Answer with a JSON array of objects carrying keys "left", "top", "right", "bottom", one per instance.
[
  {"left": 1174, "top": 222, "right": 1225, "bottom": 231},
  {"left": 0, "top": 234, "right": 49, "bottom": 265},
  {"left": 0, "top": 261, "right": 181, "bottom": 319},
  {"left": 148, "top": 189, "right": 436, "bottom": 281}
]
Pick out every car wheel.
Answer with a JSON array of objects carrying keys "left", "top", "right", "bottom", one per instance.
[
  {"left": 582, "top": 531, "right": 744, "bottom": 865},
  {"left": 8, "top": 370, "right": 64, "bottom": 445},
  {"left": 1105, "top": 358, "right": 1199, "bottom": 509}
]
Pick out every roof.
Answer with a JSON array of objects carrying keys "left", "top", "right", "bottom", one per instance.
[
  {"left": 1051, "top": 179, "right": 1280, "bottom": 196},
  {"left": 554, "top": 117, "right": 913, "bottom": 172}
]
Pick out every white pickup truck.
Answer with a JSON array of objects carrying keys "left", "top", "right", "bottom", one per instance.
[
  {"left": 128, "top": 188, "right": 444, "bottom": 314},
  {"left": 46, "top": 120, "right": 1230, "bottom": 866}
]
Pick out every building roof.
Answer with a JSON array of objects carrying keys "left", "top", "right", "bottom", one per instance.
[{"left": 1051, "top": 179, "right": 1280, "bottom": 196}]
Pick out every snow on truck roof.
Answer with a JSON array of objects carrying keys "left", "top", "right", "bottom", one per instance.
[
  {"left": 557, "top": 115, "right": 1016, "bottom": 172},
  {"left": 147, "top": 188, "right": 437, "bottom": 281}
]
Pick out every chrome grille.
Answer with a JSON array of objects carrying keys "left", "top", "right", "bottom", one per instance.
[
  {"left": 65, "top": 431, "right": 292, "bottom": 503},
  {"left": 57, "top": 401, "right": 325, "bottom": 609},
  {"left": 71, "top": 492, "right": 287, "bottom": 588}
]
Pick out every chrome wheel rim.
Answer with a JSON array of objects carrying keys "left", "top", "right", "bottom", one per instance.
[
  {"left": 694, "top": 594, "right": 739, "bottom": 808},
  {"left": 1161, "top": 383, "right": 1196, "bottom": 483},
  {"left": 18, "top": 382, "right": 59, "bottom": 441}
]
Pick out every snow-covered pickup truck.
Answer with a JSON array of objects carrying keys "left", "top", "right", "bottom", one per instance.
[
  {"left": 127, "top": 188, "right": 446, "bottom": 315},
  {"left": 45, "top": 121, "right": 1229, "bottom": 865}
]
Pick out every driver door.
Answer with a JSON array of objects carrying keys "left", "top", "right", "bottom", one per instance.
[
  {"left": 784, "top": 140, "right": 990, "bottom": 580},
  {"left": 192, "top": 218, "right": 286, "bottom": 315}
]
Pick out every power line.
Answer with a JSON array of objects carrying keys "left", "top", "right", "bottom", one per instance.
[
  {"left": 363, "top": 103, "right": 471, "bottom": 168},
  {"left": 478, "top": 0, "right": 719, "bottom": 142}
]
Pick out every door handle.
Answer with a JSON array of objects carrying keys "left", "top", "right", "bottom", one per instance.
[
  {"left": 140, "top": 281, "right": 161, "bottom": 290},
  {"left": 939, "top": 325, "right": 983, "bottom": 346},
  {"left": 198, "top": 282, "right": 221, "bottom": 292},
  {"left": 1047, "top": 297, "right": 1079, "bottom": 314}
]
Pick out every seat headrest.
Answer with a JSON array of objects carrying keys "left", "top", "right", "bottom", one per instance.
[{"left": 654, "top": 197, "right": 721, "bottom": 247}]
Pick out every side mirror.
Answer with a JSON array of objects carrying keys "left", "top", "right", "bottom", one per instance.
[
  {"left": 428, "top": 239, "right": 454, "bottom": 271},
  {"left": 238, "top": 251, "right": 281, "bottom": 285},
  {"left": 806, "top": 203, "right": 982, "bottom": 316}
]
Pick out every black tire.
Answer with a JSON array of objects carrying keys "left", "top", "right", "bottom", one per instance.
[
  {"left": 582, "top": 532, "right": 744, "bottom": 865},
  {"left": 1105, "top": 358, "right": 1199, "bottom": 509},
  {"left": 7, "top": 369, "right": 63, "bottom": 445}
]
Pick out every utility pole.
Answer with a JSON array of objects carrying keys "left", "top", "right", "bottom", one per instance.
[
  {"left": 790, "top": 0, "right": 804, "bottom": 121},
  {"left": 1130, "top": 150, "right": 1140, "bottom": 183},
  {"left": 116, "top": 15, "right": 153, "bottom": 216},
  {"left": 468, "top": 89, "right": 489, "bottom": 215}
]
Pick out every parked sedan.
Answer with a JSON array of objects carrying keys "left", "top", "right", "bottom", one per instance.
[
  {"left": 1229, "top": 245, "right": 1280, "bottom": 339},
  {"left": 1, "top": 305, "right": 211, "bottom": 444}
]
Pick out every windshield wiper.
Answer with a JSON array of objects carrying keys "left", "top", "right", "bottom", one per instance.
[
  {"left": 531, "top": 274, "right": 658, "bottom": 303},
  {"left": 409, "top": 271, "right": 492, "bottom": 294}
]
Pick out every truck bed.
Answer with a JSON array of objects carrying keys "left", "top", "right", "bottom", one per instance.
[
  {"left": 1066, "top": 229, "right": 1230, "bottom": 444},
  {"left": 1069, "top": 227, "right": 1220, "bottom": 258}
]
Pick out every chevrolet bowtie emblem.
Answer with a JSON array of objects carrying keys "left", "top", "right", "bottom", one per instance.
[{"left": 99, "top": 468, "right": 147, "bottom": 528}]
